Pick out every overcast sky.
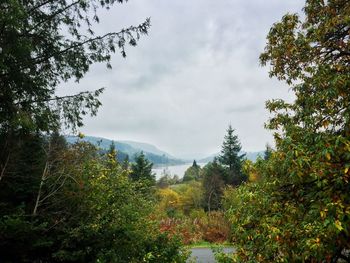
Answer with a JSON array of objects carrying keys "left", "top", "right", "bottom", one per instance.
[{"left": 60, "top": 0, "right": 305, "bottom": 159}]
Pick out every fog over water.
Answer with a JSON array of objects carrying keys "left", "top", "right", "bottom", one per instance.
[{"left": 153, "top": 162, "right": 207, "bottom": 180}]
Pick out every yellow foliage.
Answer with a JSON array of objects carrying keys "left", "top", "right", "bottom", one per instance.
[
  {"left": 242, "top": 160, "right": 259, "bottom": 182},
  {"left": 157, "top": 188, "right": 180, "bottom": 211}
]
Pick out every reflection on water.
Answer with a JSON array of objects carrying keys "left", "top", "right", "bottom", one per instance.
[{"left": 152, "top": 162, "right": 207, "bottom": 180}]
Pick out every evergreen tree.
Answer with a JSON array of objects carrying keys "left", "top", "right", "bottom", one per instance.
[
  {"left": 263, "top": 143, "right": 273, "bottom": 161},
  {"left": 182, "top": 160, "right": 201, "bottom": 182},
  {"left": 218, "top": 125, "right": 246, "bottom": 185},
  {"left": 108, "top": 141, "right": 116, "bottom": 155},
  {"left": 0, "top": 1, "right": 150, "bottom": 134},
  {"left": 122, "top": 155, "right": 130, "bottom": 170},
  {"left": 130, "top": 152, "right": 155, "bottom": 185}
]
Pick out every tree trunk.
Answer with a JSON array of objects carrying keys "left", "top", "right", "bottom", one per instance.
[
  {"left": 0, "top": 154, "right": 10, "bottom": 183},
  {"left": 33, "top": 162, "right": 48, "bottom": 216}
]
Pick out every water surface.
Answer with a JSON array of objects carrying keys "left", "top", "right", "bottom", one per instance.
[{"left": 153, "top": 162, "right": 207, "bottom": 180}]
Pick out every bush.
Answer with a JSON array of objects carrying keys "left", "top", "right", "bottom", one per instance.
[{"left": 0, "top": 140, "right": 188, "bottom": 262}]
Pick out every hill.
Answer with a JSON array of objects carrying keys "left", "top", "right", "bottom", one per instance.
[{"left": 65, "top": 136, "right": 185, "bottom": 166}]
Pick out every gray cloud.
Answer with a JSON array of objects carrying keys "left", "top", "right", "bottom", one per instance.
[{"left": 60, "top": 0, "right": 304, "bottom": 158}]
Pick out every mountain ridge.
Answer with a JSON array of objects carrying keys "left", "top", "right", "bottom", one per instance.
[
  {"left": 65, "top": 135, "right": 263, "bottom": 165},
  {"left": 65, "top": 135, "right": 185, "bottom": 166}
]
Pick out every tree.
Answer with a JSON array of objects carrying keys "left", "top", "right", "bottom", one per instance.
[
  {"left": 157, "top": 169, "right": 180, "bottom": 188},
  {"left": 0, "top": 0, "right": 150, "bottom": 216},
  {"left": 0, "top": 0, "right": 150, "bottom": 134},
  {"left": 157, "top": 188, "right": 181, "bottom": 218},
  {"left": 122, "top": 154, "right": 130, "bottom": 170},
  {"left": 218, "top": 125, "right": 246, "bottom": 185},
  {"left": 0, "top": 1, "right": 192, "bottom": 262},
  {"left": 263, "top": 143, "right": 273, "bottom": 161},
  {"left": 130, "top": 151, "right": 156, "bottom": 185},
  {"left": 202, "top": 160, "right": 225, "bottom": 212},
  {"left": 182, "top": 160, "right": 201, "bottom": 182},
  {"left": 0, "top": 139, "right": 188, "bottom": 262},
  {"left": 177, "top": 181, "right": 204, "bottom": 215},
  {"left": 221, "top": 1, "right": 350, "bottom": 262},
  {"left": 56, "top": 148, "right": 185, "bottom": 263}
]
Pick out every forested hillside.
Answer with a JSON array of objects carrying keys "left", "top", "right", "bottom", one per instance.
[{"left": 66, "top": 135, "right": 186, "bottom": 165}]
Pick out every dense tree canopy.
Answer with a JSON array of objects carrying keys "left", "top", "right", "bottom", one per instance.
[{"left": 221, "top": 0, "right": 350, "bottom": 262}]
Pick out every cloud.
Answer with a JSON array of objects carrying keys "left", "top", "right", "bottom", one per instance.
[{"left": 61, "top": 0, "right": 305, "bottom": 158}]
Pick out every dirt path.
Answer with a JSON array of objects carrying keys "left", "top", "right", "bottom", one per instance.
[{"left": 188, "top": 247, "right": 234, "bottom": 263}]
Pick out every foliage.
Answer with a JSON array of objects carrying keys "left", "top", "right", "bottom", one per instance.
[
  {"left": 177, "top": 182, "right": 204, "bottom": 214},
  {"left": 156, "top": 182, "right": 204, "bottom": 216},
  {"left": 263, "top": 144, "right": 273, "bottom": 161},
  {"left": 200, "top": 211, "right": 231, "bottom": 244},
  {"left": 183, "top": 160, "right": 201, "bottom": 182},
  {"left": 202, "top": 160, "right": 225, "bottom": 212},
  {"left": 0, "top": 1, "right": 189, "bottom": 262},
  {"left": 241, "top": 160, "right": 259, "bottom": 183},
  {"left": 219, "top": 125, "right": 247, "bottom": 186},
  {"left": 157, "top": 168, "right": 180, "bottom": 188},
  {"left": 130, "top": 151, "right": 156, "bottom": 188},
  {"left": 156, "top": 188, "right": 182, "bottom": 218},
  {"left": 0, "top": 138, "right": 187, "bottom": 262},
  {"left": 54, "top": 147, "right": 185, "bottom": 263},
  {"left": 158, "top": 211, "right": 230, "bottom": 245},
  {"left": 222, "top": 0, "right": 350, "bottom": 261},
  {"left": 0, "top": 0, "right": 150, "bottom": 134}
]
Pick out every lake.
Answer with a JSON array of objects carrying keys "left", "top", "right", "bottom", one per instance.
[{"left": 152, "top": 162, "right": 207, "bottom": 180}]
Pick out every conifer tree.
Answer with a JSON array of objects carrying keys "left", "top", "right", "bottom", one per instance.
[
  {"left": 183, "top": 160, "right": 201, "bottom": 182},
  {"left": 218, "top": 125, "right": 246, "bottom": 185},
  {"left": 130, "top": 152, "right": 155, "bottom": 185}
]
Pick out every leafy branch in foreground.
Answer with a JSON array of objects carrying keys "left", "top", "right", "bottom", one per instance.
[
  {"left": 0, "top": 0, "right": 150, "bottom": 133},
  {"left": 221, "top": 1, "right": 350, "bottom": 262}
]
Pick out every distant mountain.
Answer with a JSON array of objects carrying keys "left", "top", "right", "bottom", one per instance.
[
  {"left": 244, "top": 151, "right": 264, "bottom": 162},
  {"left": 65, "top": 136, "right": 185, "bottom": 166},
  {"left": 120, "top": 140, "right": 174, "bottom": 158},
  {"left": 197, "top": 153, "right": 218, "bottom": 163},
  {"left": 198, "top": 151, "right": 264, "bottom": 163}
]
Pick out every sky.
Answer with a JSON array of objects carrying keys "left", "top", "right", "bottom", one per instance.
[{"left": 60, "top": 0, "right": 305, "bottom": 159}]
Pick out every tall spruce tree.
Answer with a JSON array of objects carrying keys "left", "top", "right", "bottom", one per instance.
[
  {"left": 219, "top": 125, "right": 246, "bottom": 185},
  {"left": 130, "top": 152, "right": 156, "bottom": 186}
]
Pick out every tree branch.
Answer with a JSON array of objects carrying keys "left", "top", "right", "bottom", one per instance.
[
  {"left": 26, "top": 0, "right": 83, "bottom": 34},
  {"left": 27, "top": 0, "right": 57, "bottom": 15},
  {"left": 14, "top": 88, "right": 104, "bottom": 106}
]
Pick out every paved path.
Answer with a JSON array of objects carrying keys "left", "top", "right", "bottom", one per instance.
[{"left": 188, "top": 247, "right": 234, "bottom": 263}]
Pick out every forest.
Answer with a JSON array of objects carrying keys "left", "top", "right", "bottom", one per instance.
[{"left": 1, "top": 0, "right": 349, "bottom": 262}]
